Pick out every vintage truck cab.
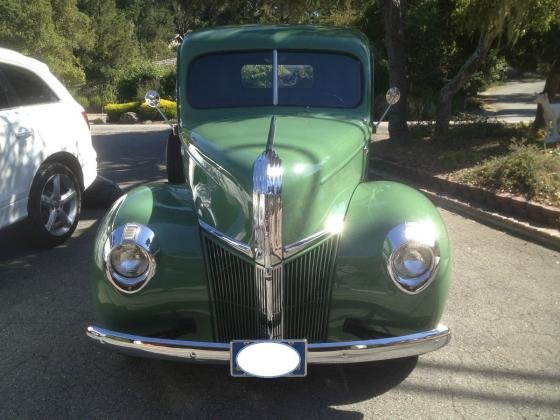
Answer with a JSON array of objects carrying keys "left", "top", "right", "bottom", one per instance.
[{"left": 88, "top": 26, "right": 450, "bottom": 378}]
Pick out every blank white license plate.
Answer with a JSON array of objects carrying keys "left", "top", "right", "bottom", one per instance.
[{"left": 230, "top": 340, "right": 307, "bottom": 378}]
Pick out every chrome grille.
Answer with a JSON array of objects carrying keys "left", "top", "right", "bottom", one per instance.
[
  {"left": 203, "top": 234, "right": 260, "bottom": 341},
  {"left": 203, "top": 233, "right": 338, "bottom": 342},
  {"left": 283, "top": 235, "right": 338, "bottom": 341}
]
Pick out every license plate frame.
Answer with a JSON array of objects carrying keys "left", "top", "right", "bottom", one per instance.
[{"left": 230, "top": 340, "right": 307, "bottom": 378}]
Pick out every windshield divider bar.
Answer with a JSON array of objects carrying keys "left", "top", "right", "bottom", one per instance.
[{"left": 272, "top": 49, "right": 278, "bottom": 105}]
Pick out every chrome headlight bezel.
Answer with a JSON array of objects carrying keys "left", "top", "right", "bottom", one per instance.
[
  {"left": 104, "top": 223, "right": 158, "bottom": 294},
  {"left": 384, "top": 222, "right": 440, "bottom": 294}
]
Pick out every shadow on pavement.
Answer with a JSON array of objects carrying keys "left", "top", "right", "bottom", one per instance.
[
  {"left": 93, "top": 130, "right": 167, "bottom": 191},
  {"left": 83, "top": 353, "right": 418, "bottom": 418},
  {"left": 0, "top": 209, "right": 105, "bottom": 264}
]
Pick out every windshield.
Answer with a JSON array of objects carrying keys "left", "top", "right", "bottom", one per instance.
[{"left": 187, "top": 51, "right": 362, "bottom": 109}]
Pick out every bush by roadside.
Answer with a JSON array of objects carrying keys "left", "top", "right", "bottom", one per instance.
[
  {"left": 104, "top": 99, "right": 177, "bottom": 122},
  {"left": 372, "top": 119, "right": 559, "bottom": 207},
  {"left": 458, "top": 144, "right": 560, "bottom": 206},
  {"left": 116, "top": 62, "right": 176, "bottom": 102}
]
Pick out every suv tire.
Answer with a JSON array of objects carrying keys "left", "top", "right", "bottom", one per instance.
[{"left": 28, "top": 161, "right": 82, "bottom": 247}]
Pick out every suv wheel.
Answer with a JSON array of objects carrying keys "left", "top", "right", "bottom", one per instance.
[{"left": 28, "top": 162, "right": 82, "bottom": 246}]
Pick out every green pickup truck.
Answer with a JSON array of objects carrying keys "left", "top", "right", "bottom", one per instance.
[{"left": 87, "top": 25, "right": 451, "bottom": 378}]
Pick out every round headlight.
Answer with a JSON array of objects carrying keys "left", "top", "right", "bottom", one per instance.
[
  {"left": 104, "top": 223, "right": 158, "bottom": 294},
  {"left": 392, "top": 244, "right": 433, "bottom": 279},
  {"left": 110, "top": 243, "right": 150, "bottom": 278},
  {"left": 384, "top": 222, "right": 440, "bottom": 294}
]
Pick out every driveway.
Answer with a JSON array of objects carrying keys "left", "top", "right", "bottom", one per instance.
[
  {"left": 0, "top": 125, "right": 558, "bottom": 418},
  {"left": 479, "top": 78, "right": 545, "bottom": 122}
]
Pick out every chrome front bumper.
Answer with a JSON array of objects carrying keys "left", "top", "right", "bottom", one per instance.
[{"left": 86, "top": 325, "right": 450, "bottom": 364}]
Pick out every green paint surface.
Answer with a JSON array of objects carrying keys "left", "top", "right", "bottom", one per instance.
[{"left": 91, "top": 26, "right": 450, "bottom": 343}]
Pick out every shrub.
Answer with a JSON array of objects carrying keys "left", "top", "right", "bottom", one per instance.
[
  {"left": 104, "top": 99, "right": 177, "bottom": 122},
  {"left": 78, "top": 84, "right": 117, "bottom": 113},
  {"left": 460, "top": 144, "right": 560, "bottom": 205},
  {"left": 116, "top": 63, "right": 176, "bottom": 102},
  {"left": 158, "top": 68, "right": 176, "bottom": 100},
  {"left": 105, "top": 102, "right": 140, "bottom": 122},
  {"left": 137, "top": 99, "right": 177, "bottom": 121}
]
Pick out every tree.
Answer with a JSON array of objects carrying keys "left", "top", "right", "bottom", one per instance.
[
  {"left": 77, "top": 0, "right": 142, "bottom": 84},
  {"left": 434, "top": 0, "right": 534, "bottom": 139},
  {"left": 0, "top": 0, "right": 92, "bottom": 88},
  {"left": 378, "top": 0, "right": 410, "bottom": 144},
  {"left": 117, "top": 0, "right": 176, "bottom": 59}
]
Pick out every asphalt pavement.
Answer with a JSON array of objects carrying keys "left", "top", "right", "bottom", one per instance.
[
  {"left": 0, "top": 125, "right": 558, "bottom": 419},
  {"left": 479, "top": 78, "right": 545, "bottom": 122}
]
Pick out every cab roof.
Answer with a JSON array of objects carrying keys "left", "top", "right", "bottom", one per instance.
[{"left": 181, "top": 25, "right": 371, "bottom": 64}]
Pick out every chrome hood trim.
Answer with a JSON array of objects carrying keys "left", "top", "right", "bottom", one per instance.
[
  {"left": 252, "top": 117, "right": 284, "bottom": 339},
  {"left": 252, "top": 116, "right": 283, "bottom": 267}
]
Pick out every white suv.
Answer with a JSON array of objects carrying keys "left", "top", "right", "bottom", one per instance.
[{"left": 0, "top": 48, "right": 97, "bottom": 245}]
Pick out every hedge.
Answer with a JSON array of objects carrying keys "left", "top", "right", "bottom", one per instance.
[
  {"left": 104, "top": 99, "right": 177, "bottom": 122},
  {"left": 138, "top": 99, "right": 177, "bottom": 120}
]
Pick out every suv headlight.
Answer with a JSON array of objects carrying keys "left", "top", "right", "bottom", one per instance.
[
  {"left": 104, "top": 223, "right": 158, "bottom": 293},
  {"left": 384, "top": 222, "right": 440, "bottom": 294}
]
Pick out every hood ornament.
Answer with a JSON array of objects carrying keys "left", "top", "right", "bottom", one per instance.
[
  {"left": 253, "top": 116, "right": 284, "bottom": 339},
  {"left": 253, "top": 116, "right": 283, "bottom": 267}
]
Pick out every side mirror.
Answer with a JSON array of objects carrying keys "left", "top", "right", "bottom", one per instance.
[
  {"left": 385, "top": 87, "right": 401, "bottom": 105},
  {"left": 145, "top": 90, "right": 161, "bottom": 108},
  {"left": 375, "top": 87, "right": 401, "bottom": 129},
  {"left": 144, "top": 90, "right": 174, "bottom": 131}
]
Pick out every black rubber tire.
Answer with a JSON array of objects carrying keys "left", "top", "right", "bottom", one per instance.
[
  {"left": 166, "top": 132, "right": 186, "bottom": 184},
  {"left": 27, "top": 161, "right": 82, "bottom": 247}
]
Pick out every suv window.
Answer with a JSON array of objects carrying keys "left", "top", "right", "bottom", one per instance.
[
  {"left": 0, "top": 63, "right": 58, "bottom": 107},
  {"left": 0, "top": 73, "right": 11, "bottom": 110},
  {"left": 188, "top": 51, "right": 362, "bottom": 109}
]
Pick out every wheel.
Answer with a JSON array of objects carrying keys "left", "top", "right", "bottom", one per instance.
[
  {"left": 28, "top": 161, "right": 82, "bottom": 246},
  {"left": 166, "top": 131, "right": 186, "bottom": 183}
]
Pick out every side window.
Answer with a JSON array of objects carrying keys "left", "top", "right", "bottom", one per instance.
[
  {"left": 0, "top": 70, "right": 12, "bottom": 110},
  {"left": 0, "top": 63, "right": 58, "bottom": 107}
]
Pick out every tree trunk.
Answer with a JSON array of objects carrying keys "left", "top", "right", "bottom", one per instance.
[
  {"left": 435, "top": 33, "right": 493, "bottom": 140},
  {"left": 379, "top": 0, "right": 410, "bottom": 144},
  {"left": 532, "top": 59, "right": 560, "bottom": 132}
]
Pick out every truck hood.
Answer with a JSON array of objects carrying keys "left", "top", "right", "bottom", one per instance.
[{"left": 185, "top": 114, "right": 369, "bottom": 246}]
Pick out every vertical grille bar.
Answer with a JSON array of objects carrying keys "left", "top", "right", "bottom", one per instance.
[
  {"left": 203, "top": 232, "right": 338, "bottom": 343},
  {"left": 283, "top": 235, "right": 338, "bottom": 342}
]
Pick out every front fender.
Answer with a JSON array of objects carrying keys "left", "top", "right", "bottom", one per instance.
[
  {"left": 328, "top": 181, "right": 451, "bottom": 340},
  {"left": 91, "top": 183, "right": 213, "bottom": 340}
]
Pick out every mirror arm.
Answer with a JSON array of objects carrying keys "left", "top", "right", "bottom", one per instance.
[
  {"left": 154, "top": 105, "right": 175, "bottom": 131},
  {"left": 376, "top": 104, "right": 393, "bottom": 128}
]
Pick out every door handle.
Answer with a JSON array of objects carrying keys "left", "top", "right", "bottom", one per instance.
[{"left": 15, "top": 127, "right": 33, "bottom": 140}]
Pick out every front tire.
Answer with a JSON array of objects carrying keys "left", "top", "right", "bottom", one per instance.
[{"left": 28, "top": 162, "right": 82, "bottom": 246}]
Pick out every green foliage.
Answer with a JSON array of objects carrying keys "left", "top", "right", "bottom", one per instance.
[
  {"left": 116, "top": 62, "right": 176, "bottom": 102},
  {"left": 0, "top": 0, "right": 556, "bottom": 118},
  {"left": 78, "top": 0, "right": 142, "bottom": 84},
  {"left": 117, "top": 0, "right": 176, "bottom": 59},
  {"left": 104, "top": 102, "right": 140, "bottom": 122},
  {"left": 104, "top": 99, "right": 176, "bottom": 122},
  {"left": 137, "top": 99, "right": 177, "bottom": 120},
  {"left": 460, "top": 144, "right": 560, "bottom": 204},
  {"left": 0, "top": 0, "right": 92, "bottom": 88}
]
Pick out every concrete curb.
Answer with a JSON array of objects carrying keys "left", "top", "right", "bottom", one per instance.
[{"left": 369, "top": 167, "right": 560, "bottom": 252}]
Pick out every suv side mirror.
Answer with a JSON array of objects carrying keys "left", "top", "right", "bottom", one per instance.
[{"left": 375, "top": 87, "right": 401, "bottom": 129}]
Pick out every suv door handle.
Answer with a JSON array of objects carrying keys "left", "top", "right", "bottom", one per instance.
[{"left": 15, "top": 127, "right": 33, "bottom": 140}]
